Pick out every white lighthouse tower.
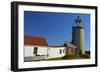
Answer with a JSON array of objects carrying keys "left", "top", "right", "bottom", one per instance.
[{"left": 72, "top": 16, "right": 85, "bottom": 55}]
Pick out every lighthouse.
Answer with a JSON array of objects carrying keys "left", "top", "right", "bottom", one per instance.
[{"left": 72, "top": 16, "right": 85, "bottom": 55}]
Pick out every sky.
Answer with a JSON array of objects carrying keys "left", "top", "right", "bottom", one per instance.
[{"left": 24, "top": 11, "right": 90, "bottom": 50}]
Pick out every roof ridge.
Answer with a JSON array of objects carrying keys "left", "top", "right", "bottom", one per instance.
[{"left": 24, "top": 35, "right": 45, "bottom": 39}]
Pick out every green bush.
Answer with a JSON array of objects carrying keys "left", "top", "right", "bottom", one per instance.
[{"left": 80, "top": 54, "right": 90, "bottom": 58}]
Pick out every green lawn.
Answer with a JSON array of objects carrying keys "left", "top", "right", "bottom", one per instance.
[{"left": 46, "top": 53, "right": 90, "bottom": 61}]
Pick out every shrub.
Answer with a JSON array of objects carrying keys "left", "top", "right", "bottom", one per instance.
[{"left": 80, "top": 54, "right": 90, "bottom": 58}]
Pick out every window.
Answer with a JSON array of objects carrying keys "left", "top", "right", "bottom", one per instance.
[
  {"left": 60, "top": 49, "right": 62, "bottom": 54},
  {"left": 63, "top": 49, "right": 64, "bottom": 53},
  {"left": 33, "top": 47, "right": 38, "bottom": 55}
]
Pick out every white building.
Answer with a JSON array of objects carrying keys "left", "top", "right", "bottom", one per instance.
[
  {"left": 24, "top": 35, "right": 68, "bottom": 61},
  {"left": 48, "top": 46, "right": 67, "bottom": 59}
]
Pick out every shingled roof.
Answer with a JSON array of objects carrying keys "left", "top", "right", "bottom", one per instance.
[{"left": 24, "top": 35, "right": 48, "bottom": 46}]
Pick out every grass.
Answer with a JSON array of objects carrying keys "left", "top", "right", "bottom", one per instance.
[{"left": 46, "top": 53, "right": 90, "bottom": 61}]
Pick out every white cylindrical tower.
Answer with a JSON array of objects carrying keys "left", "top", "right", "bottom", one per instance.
[{"left": 72, "top": 16, "right": 85, "bottom": 54}]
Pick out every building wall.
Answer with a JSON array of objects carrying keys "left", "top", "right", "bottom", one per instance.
[
  {"left": 37, "top": 46, "right": 48, "bottom": 55},
  {"left": 24, "top": 45, "right": 48, "bottom": 57},
  {"left": 24, "top": 45, "right": 67, "bottom": 59},
  {"left": 80, "top": 29, "right": 85, "bottom": 54},
  {"left": 68, "top": 48, "right": 76, "bottom": 55},
  {"left": 72, "top": 27, "right": 85, "bottom": 54},
  {"left": 24, "top": 45, "right": 34, "bottom": 57},
  {"left": 48, "top": 47, "right": 67, "bottom": 59}
]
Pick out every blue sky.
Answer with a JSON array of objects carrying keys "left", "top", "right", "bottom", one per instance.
[{"left": 24, "top": 11, "right": 90, "bottom": 50}]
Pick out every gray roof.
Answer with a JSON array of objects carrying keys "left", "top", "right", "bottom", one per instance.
[{"left": 64, "top": 42, "right": 77, "bottom": 48}]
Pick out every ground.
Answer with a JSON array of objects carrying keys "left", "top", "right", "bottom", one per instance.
[
  {"left": 46, "top": 52, "right": 90, "bottom": 61},
  {"left": 24, "top": 51, "right": 90, "bottom": 62}
]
